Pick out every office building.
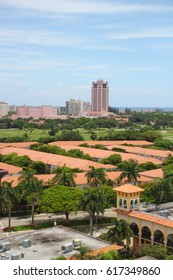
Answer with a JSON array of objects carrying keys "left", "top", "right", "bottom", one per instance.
[
  {"left": 66, "top": 99, "right": 83, "bottom": 115},
  {"left": 91, "top": 80, "right": 109, "bottom": 112},
  {"left": 0, "top": 102, "right": 9, "bottom": 117}
]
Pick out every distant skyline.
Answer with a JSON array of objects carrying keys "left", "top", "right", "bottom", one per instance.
[{"left": 0, "top": 0, "right": 173, "bottom": 107}]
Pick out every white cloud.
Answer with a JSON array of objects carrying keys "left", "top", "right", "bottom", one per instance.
[
  {"left": 0, "top": 27, "right": 86, "bottom": 47},
  {"left": 1, "top": 0, "right": 173, "bottom": 15},
  {"left": 107, "top": 27, "right": 173, "bottom": 40},
  {"left": 118, "top": 66, "right": 162, "bottom": 72}
]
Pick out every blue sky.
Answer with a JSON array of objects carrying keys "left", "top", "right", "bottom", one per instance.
[{"left": 0, "top": 0, "right": 173, "bottom": 107}]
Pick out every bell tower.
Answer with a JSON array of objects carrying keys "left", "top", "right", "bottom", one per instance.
[{"left": 114, "top": 184, "right": 144, "bottom": 211}]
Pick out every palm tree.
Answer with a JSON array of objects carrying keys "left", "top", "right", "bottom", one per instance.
[
  {"left": 107, "top": 218, "right": 132, "bottom": 246},
  {"left": 151, "top": 178, "right": 173, "bottom": 208},
  {"left": 117, "top": 159, "right": 140, "bottom": 185},
  {"left": 52, "top": 165, "right": 76, "bottom": 187},
  {"left": 79, "top": 188, "right": 105, "bottom": 236},
  {"left": 19, "top": 169, "right": 43, "bottom": 225},
  {"left": 1, "top": 181, "right": 20, "bottom": 228},
  {"left": 85, "top": 166, "right": 108, "bottom": 188}
]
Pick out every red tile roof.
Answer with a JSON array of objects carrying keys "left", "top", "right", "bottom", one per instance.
[
  {"left": 107, "top": 144, "right": 173, "bottom": 159},
  {"left": 0, "top": 162, "right": 22, "bottom": 175},
  {"left": 0, "top": 142, "right": 37, "bottom": 149},
  {"left": 0, "top": 147, "right": 115, "bottom": 171},
  {"left": 114, "top": 209, "right": 173, "bottom": 228},
  {"left": 114, "top": 184, "right": 145, "bottom": 193},
  {"left": 49, "top": 143, "right": 162, "bottom": 165},
  {"left": 50, "top": 140, "right": 153, "bottom": 147},
  {"left": 86, "top": 244, "right": 123, "bottom": 257},
  {"left": 139, "top": 168, "right": 163, "bottom": 179},
  {"left": 2, "top": 171, "right": 121, "bottom": 187}
]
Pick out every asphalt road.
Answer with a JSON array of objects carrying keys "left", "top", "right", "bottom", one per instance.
[{"left": 0, "top": 209, "right": 117, "bottom": 239}]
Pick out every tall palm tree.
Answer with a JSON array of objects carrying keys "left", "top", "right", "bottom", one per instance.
[
  {"left": 79, "top": 188, "right": 105, "bottom": 236},
  {"left": 52, "top": 165, "right": 76, "bottom": 187},
  {"left": 1, "top": 181, "right": 20, "bottom": 228},
  {"left": 107, "top": 218, "right": 132, "bottom": 246},
  {"left": 117, "top": 159, "right": 140, "bottom": 185},
  {"left": 85, "top": 166, "right": 107, "bottom": 188},
  {"left": 19, "top": 169, "right": 43, "bottom": 225},
  {"left": 151, "top": 177, "right": 173, "bottom": 208}
]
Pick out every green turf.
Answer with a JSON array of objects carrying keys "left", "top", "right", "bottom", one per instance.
[{"left": 0, "top": 129, "right": 50, "bottom": 141}]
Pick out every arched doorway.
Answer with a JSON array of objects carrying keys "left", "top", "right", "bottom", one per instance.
[
  {"left": 130, "top": 223, "right": 139, "bottom": 251},
  {"left": 167, "top": 234, "right": 173, "bottom": 248},
  {"left": 154, "top": 230, "right": 164, "bottom": 245},
  {"left": 141, "top": 226, "right": 151, "bottom": 242},
  {"left": 130, "top": 223, "right": 139, "bottom": 236}
]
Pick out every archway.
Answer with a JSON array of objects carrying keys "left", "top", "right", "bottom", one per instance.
[
  {"left": 141, "top": 226, "right": 151, "bottom": 241},
  {"left": 154, "top": 230, "right": 164, "bottom": 245},
  {"left": 167, "top": 234, "right": 173, "bottom": 248},
  {"left": 119, "top": 198, "right": 122, "bottom": 208},
  {"left": 123, "top": 199, "right": 127, "bottom": 209},
  {"left": 130, "top": 223, "right": 139, "bottom": 236},
  {"left": 134, "top": 199, "right": 138, "bottom": 208},
  {"left": 130, "top": 200, "right": 134, "bottom": 209}
]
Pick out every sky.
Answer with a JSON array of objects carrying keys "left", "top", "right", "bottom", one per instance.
[{"left": 0, "top": 0, "right": 173, "bottom": 107}]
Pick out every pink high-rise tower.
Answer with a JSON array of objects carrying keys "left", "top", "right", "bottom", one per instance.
[{"left": 91, "top": 80, "right": 109, "bottom": 112}]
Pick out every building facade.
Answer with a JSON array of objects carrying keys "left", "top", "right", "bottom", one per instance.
[
  {"left": 113, "top": 184, "right": 173, "bottom": 251},
  {"left": 16, "top": 105, "right": 58, "bottom": 119},
  {"left": 91, "top": 80, "right": 109, "bottom": 112},
  {"left": 0, "top": 102, "right": 9, "bottom": 117},
  {"left": 66, "top": 99, "right": 83, "bottom": 115}
]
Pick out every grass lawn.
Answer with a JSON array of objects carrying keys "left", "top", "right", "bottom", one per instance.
[
  {"left": 0, "top": 128, "right": 50, "bottom": 141},
  {"left": 160, "top": 130, "right": 173, "bottom": 141},
  {"left": 0, "top": 128, "right": 111, "bottom": 142},
  {"left": 75, "top": 128, "right": 110, "bottom": 140}
]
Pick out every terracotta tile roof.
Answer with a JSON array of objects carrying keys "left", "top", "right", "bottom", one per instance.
[
  {"left": 1, "top": 175, "right": 19, "bottom": 187},
  {"left": 52, "top": 144, "right": 116, "bottom": 159},
  {"left": 114, "top": 209, "right": 173, "bottom": 228},
  {"left": 50, "top": 140, "right": 153, "bottom": 147},
  {"left": 49, "top": 143, "right": 161, "bottom": 165},
  {"left": 86, "top": 244, "right": 123, "bottom": 257},
  {"left": 0, "top": 147, "right": 115, "bottom": 171},
  {"left": 2, "top": 171, "right": 122, "bottom": 187},
  {"left": 0, "top": 162, "right": 22, "bottom": 175},
  {"left": 139, "top": 168, "right": 163, "bottom": 179},
  {"left": 137, "top": 175, "right": 154, "bottom": 182},
  {"left": 1, "top": 174, "right": 56, "bottom": 187},
  {"left": 106, "top": 171, "right": 122, "bottom": 181},
  {"left": 0, "top": 142, "right": 37, "bottom": 149},
  {"left": 75, "top": 171, "right": 122, "bottom": 185},
  {"left": 107, "top": 144, "right": 173, "bottom": 159},
  {"left": 113, "top": 184, "right": 145, "bottom": 193}
]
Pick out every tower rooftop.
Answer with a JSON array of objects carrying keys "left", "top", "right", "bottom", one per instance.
[{"left": 113, "top": 184, "right": 144, "bottom": 194}]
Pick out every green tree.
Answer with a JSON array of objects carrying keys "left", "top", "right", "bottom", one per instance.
[
  {"left": 86, "top": 166, "right": 108, "bottom": 188},
  {"left": 117, "top": 159, "right": 140, "bottom": 185},
  {"left": 101, "top": 186, "right": 116, "bottom": 208},
  {"left": 19, "top": 169, "right": 43, "bottom": 225},
  {"left": 30, "top": 161, "right": 47, "bottom": 174},
  {"left": 52, "top": 165, "right": 76, "bottom": 187},
  {"left": 138, "top": 244, "right": 167, "bottom": 260},
  {"left": 106, "top": 218, "right": 132, "bottom": 245},
  {"left": 1, "top": 181, "right": 20, "bottom": 228},
  {"left": 79, "top": 188, "right": 105, "bottom": 236},
  {"left": 39, "top": 186, "right": 83, "bottom": 221},
  {"left": 101, "top": 154, "right": 122, "bottom": 165},
  {"left": 150, "top": 177, "right": 173, "bottom": 207},
  {"left": 99, "top": 250, "right": 119, "bottom": 260}
]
